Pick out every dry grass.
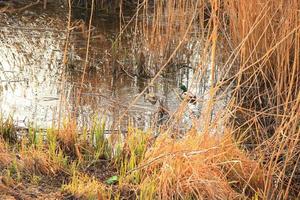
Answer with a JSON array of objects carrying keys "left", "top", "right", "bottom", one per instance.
[
  {"left": 0, "top": 140, "right": 62, "bottom": 177},
  {"left": 0, "top": 117, "right": 17, "bottom": 144},
  {"left": 134, "top": 130, "right": 264, "bottom": 199},
  {"left": 20, "top": 148, "right": 62, "bottom": 175},
  {"left": 0, "top": 0, "right": 299, "bottom": 199},
  {"left": 0, "top": 140, "right": 13, "bottom": 167},
  {"left": 62, "top": 171, "right": 110, "bottom": 199},
  {"left": 134, "top": 0, "right": 300, "bottom": 198},
  {"left": 222, "top": 0, "right": 300, "bottom": 198},
  {"left": 56, "top": 121, "right": 84, "bottom": 160}
]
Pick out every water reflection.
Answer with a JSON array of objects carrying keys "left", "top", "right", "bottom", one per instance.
[
  {"left": 0, "top": 9, "right": 183, "bottom": 131},
  {"left": 0, "top": 12, "right": 64, "bottom": 128},
  {"left": 0, "top": 6, "right": 226, "bottom": 133}
]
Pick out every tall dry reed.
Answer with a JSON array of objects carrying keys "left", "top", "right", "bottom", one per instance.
[
  {"left": 223, "top": 0, "right": 300, "bottom": 198},
  {"left": 129, "top": 0, "right": 300, "bottom": 198}
]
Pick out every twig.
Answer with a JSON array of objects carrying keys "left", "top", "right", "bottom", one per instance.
[
  {"left": 15, "top": 0, "right": 40, "bottom": 13},
  {"left": 116, "top": 60, "right": 135, "bottom": 79},
  {"left": 125, "top": 146, "right": 219, "bottom": 175}
]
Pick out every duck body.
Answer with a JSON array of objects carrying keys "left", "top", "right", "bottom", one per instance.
[
  {"left": 179, "top": 85, "right": 200, "bottom": 126},
  {"left": 144, "top": 85, "right": 158, "bottom": 105},
  {"left": 180, "top": 85, "right": 197, "bottom": 105},
  {"left": 181, "top": 91, "right": 197, "bottom": 104},
  {"left": 144, "top": 92, "right": 158, "bottom": 105},
  {"left": 154, "top": 99, "right": 170, "bottom": 130}
]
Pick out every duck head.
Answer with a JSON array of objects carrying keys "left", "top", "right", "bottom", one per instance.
[{"left": 180, "top": 85, "right": 188, "bottom": 93}]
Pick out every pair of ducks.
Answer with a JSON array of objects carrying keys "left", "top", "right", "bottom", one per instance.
[
  {"left": 144, "top": 84, "right": 197, "bottom": 105},
  {"left": 143, "top": 84, "right": 198, "bottom": 127}
]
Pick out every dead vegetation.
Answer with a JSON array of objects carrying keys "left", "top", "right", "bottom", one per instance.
[
  {"left": 137, "top": 130, "right": 265, "bottom": 199},
  {"left": 0, "top": 0, "right": 299, "bottom": 199}
]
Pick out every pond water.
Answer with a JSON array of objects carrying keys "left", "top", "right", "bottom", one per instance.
[{"left": 0, "top": 5, "right": 225, "bottom": 133}]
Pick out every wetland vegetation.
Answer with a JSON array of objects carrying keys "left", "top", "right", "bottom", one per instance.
[{"left": 0, "top": 0, "right": 299, "bottom": 199}]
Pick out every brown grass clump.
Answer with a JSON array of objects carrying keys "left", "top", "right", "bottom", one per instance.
[
  {"left": 0, "top": 117, "right": 17, "bottom": 144},
  {"left": 0, "top": 137, "right": 62, "bottom": 177},
  {"left": 57, "top": 121, "right": 83, "bottom": 160},
  {"left": 0, "top": 145, "right": 61, "bottom": 176},
  {"left": 20, "top": 148, "right": 61, "bottom": 176},
  {"left": 0, "top": 140, "right": 12, "bottom": 167},
  {"left": 136, "top": 130, "right": 264, "bottom": 199}
]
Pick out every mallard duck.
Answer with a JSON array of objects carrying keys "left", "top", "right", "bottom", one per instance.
[
  {"left": 180, "top": 85, "right": 197, "bottom": 104},
  {"left": 144, "top": 92, "right": 158, "bottom": 105},
  {"left": 144, "top": 86, "right": 158, "bottom": 105},
  {"left": 155, "top": 99, "right": 170, "bottom": 126},
  {"left": 178, "top": 85, "right": 200, "bottom": 125}
]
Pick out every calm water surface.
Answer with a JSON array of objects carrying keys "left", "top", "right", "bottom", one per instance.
[{"left": 0, "top": 5, "right": 225, "bottom": 132}]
